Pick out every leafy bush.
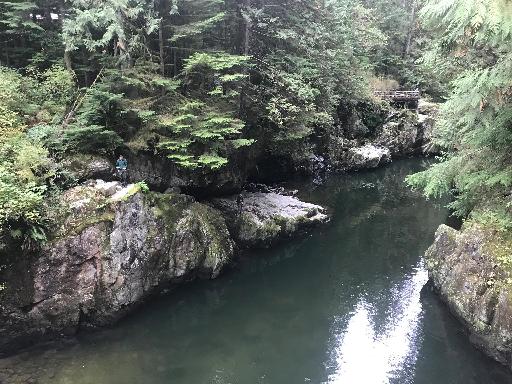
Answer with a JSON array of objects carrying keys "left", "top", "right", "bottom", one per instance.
[{"left": 0, "top": 134, "right": 54, "bottom": 245}]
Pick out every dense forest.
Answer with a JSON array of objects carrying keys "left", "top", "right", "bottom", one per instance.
[
  {"left": 1, "top": 1, "right": 509, "bottom": 247},
  {"left": 0, "top": 0, "right": 432, "bottom": 248}
]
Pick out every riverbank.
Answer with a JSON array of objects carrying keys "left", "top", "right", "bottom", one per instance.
[
  {"left": 0, "top": 180, "right": 328, "bottom": 355},
  {"left": 0, "top": 101, "right": 438, "bottom": 355},
  {"left": 2, "top": 159, "right": 511, "bottom": 384}
]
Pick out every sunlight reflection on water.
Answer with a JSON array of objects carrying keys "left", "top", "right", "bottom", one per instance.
[{"left": 328, "top": 265, "right": 427, "bottom": 384}]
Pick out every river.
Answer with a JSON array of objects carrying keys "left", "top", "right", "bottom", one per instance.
[{"left": 2, "top": 159, "right": 512, "bottom": 384}]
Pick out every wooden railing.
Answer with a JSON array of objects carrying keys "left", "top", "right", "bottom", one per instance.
[{"left": 374, "top": 90, "right": 421, "bottom": 101}]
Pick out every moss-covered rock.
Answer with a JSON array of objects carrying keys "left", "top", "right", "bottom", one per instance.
[
  {"left": 426, "top": 224, "right": 512, "bottom": 370},
  {"left": 211, "top": 192, "right": 329, "bottom": 248},
  {"left": 0, "top": 181, "right": 233, "bottom": 353}
]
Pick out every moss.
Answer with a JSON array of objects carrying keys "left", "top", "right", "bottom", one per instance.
[
  {"left": 188, "top": 203, "right": 232, "bottom": 259},
  {"left": 238, "top": 213, "right": 281, "bottom": 243},
  {"left": 52, "top": 211, "right": 115, "bottom": 241},
  {"left": 145, "top": 192, "right": 193, "bottom": 235},
  {"left": 47, "top": 185, "right": 116, "bottom": 241},
  {"left": 479, "top": 227, "right": 512, "bottom": 273}
]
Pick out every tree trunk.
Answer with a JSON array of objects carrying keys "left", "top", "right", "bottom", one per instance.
[
  {"left": 242, "top": 0, "right": 251, "bottom": 56},
  {"left": 238, "top": 0, "right": 252, "bottom": 118},
  {"left": 159, "top": 18, "right": 165, "bottom": 76},
  {"left": 404, "top": 0, "right": 417, "bottom": 57},
  {"left": 64, "top": 51, "right": 73, "bottom": 71},
  {"left": 60, "top": 5, "right": 73, "bottom": 71}
]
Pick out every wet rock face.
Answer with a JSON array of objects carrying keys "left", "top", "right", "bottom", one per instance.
[
  {"left": 0, "top": 182, "right": 234, "bottom": 353},
  {"left": 129, "top": 152, "right": 246, "bottom": 196},
  {"left": 426, "top": 224, "right": 512, "bottom": 370},
  {"left": 211, "top": 192, "right": 329, "bottom": 248},
  {"left": 0, "top": 181, "right": 329, "bottom": 354}
]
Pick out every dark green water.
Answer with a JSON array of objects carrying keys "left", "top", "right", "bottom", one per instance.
[{"left": 5, "top": 159, "right": 512, "bottom": 384}]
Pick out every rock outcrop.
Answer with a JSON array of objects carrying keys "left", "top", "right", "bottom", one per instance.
[
  {"left": 0, "top": 181, "right": 234, "bottom": 353},
  {"left": 426, "top": 224, "right": 512, "bottom": 370},
  {"left": 128, "top": 152, "right": 248, "bottom": 196},
  {"left": 373, "top": 102, "right": 439, "bottom": 157},
  {"left": 0, "top": 181, "right": 329, "bottom": 354},
  {"left": 211, "top": 192, "right": 329, "bottom": 248},
  {"left": 62, "top": 154, "right": 113, "bottom": 182},
  {"left": 328, "top": 100, "right": 440, "bottom": 172},
  {"left": 345, "top": 144, "right": 391, "bottom": 170}
]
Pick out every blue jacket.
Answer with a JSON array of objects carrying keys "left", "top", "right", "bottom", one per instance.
[{"left": 116, "top": 159, "right": 128, "bottom": 169}]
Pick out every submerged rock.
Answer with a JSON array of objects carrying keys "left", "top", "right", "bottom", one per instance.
[
  {"left": 0, "top": 181, "right": 234, "bottom": 353},
  {"left": 211, "top": 192, "right": 329, "bottom": 248},
  {"left": 426, "top": 224, "right": 512, "bottom": 370}
]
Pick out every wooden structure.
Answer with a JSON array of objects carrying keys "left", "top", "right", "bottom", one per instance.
[
  {"left": 374, "top": 90, "right": 421, "bottom": 102},
  {"left": 373, "top": 90, "right": 420, "bottom": 109}
]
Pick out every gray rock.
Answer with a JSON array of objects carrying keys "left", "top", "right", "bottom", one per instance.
[
  {"left": 346, "top": 145, "right": 391, "bottom": 170},
  {"left": 0, "top": 185, "right": 233, "bottom": 352},
  {"left": 373, "top": 110, "right": 421, "bottom": 155},
  {"left": 373, "top": 103, "right": 441, "bottom": 157},
  {"left": 128, "top": 152, "right": 246, "bottom": 196},
  {"left": 426, "top": 224, "right": 512, "bottom": 370},
  {"left": 212, "top": 192, "right": 329, "bottom": 248},
  {"left": 62, "top": 154, "right": 112, "bottom": 181}
]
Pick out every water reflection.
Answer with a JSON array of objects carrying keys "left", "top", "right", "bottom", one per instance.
[
  {"left": 329, "top": 265, "right": 427, "bottom": 384},
  {"left": 2, "top": 160, "right": 512, "bottom": 384}
]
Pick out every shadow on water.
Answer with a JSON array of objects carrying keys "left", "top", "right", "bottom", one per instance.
[{"left": 2, "top": 159, "right": 512, "bottom": 384}]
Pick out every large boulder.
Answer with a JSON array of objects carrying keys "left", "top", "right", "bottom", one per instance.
[
  {"left": 211, "top": 192, "right": 329, "bottom": 248},
  {"left": 373, "top": 110, "right": 421, "bottom": 156},
  {"left": 128, "top": 152, "right": 247, "bottom": 196},
  {"left": 345, "top": 144, "right": 391, "bottom": 170},
  {"left": 0, "top": 181, "right": 234, "bottom": 353},
  {"left": 426, "top": 224, "right": 512, "bottom": 370}
]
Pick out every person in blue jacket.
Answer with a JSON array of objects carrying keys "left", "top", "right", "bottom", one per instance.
[
  {"left": 115, "top": 155, "right": 128, "bottom": 184},
  {"left": 116, "top": 155, "right": 128, "bottom": 171}
]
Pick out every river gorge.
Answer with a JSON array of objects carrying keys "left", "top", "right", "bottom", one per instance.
[{"left": 2, "top": 159, "right": 511, "bottom": 384}]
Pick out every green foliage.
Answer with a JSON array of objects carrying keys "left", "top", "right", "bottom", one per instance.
[
  {"left": 183, "top": 53, "right": 250, "bottom": 73},
  {"left": 159, "top": 100, "right": 253, "bottom": 170},
  {"left": 62, "top": 125, "right": 123, "bottom": 155},
  {"left": 408, "top": 0, "right": 512, "bottom": 225},
  {"left": 0, "top": 134, "right": 53, "bottom": 244},
  {"left": 135, "top": 181, "right": 149, "bottom": 193},
  {"left": 0, "top": 1, "right": 42, "bottom": 34},
  {"left": 0, "top": 104, "right": 23, "bottom": 141},
  {"left": 171, "top": 12, "right": 226, "bottom": 42},
  {"left": 0, "top": 65, "right": 75, "bottom": 119},
  {"left": 63, "top": 0, "right": 160, "bottom": 64}
]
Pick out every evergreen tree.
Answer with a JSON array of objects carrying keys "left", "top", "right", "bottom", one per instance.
[{"left": 407, "top": 0, "right": 512, "bottom": 226}]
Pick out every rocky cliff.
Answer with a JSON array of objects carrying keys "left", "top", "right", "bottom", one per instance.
[
  {"left": 63, "top": 101, "right": 439, "bottom": 192},
  {"left": 0, "top": 181, "right": 328, "bottom": 354},
  {"left": 426, "top": 224, "right": 512, "bottom": 370},
  {"left": 328, "top": 100, "right": 439, "bottom": 172}
]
